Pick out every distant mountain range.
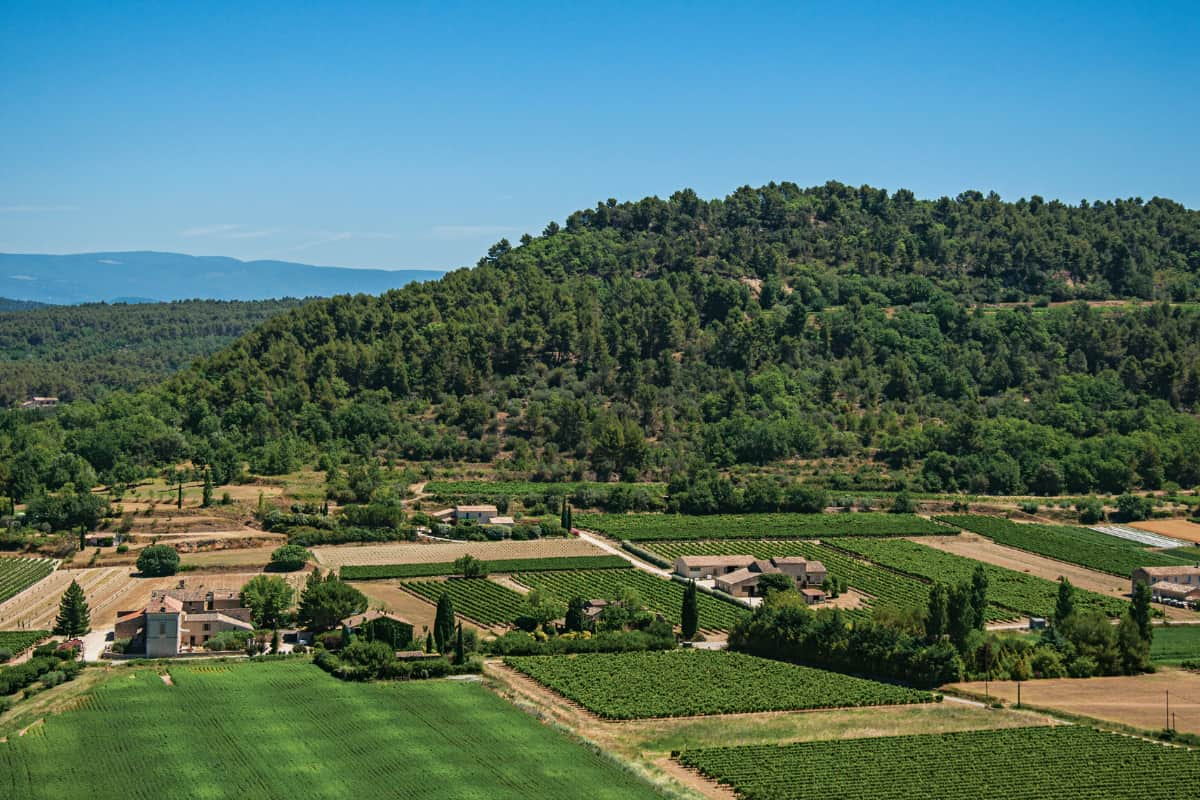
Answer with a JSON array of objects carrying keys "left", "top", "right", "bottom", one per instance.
[{"left": 0, "top": 251, "right": 446, "bottom": 304}]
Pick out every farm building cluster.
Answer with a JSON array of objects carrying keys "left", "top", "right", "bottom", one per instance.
[
  {"left": 673, "top": 555, "right": 828, "bottom": 603},
  {"left": 1132, "top": 565, "right": 1200, "bottom": 607},
  {"left": 115, "top": 583, "right": 255, "bottom": 656}
]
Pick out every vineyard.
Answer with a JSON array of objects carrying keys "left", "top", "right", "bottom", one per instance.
[
  {"left": 513, "top": 568, "right": 747, "bottom": 630},
  {"left": 341, "top": 555, "right": 628, "bottom": 580},
  {"left": 0, "top": 630, "right": 49, "bottom": 656},
  {"left": 0, "top": 557, "right": 56, "bottom": 604},
  {"left": 676, "top": 725, "right": 1200, "bottom": 800},
  {"left": 399, "top": 578, "right": 527, "bottom": 625},
  {"left": 0, "top": 660, "right": 663, "bottom": 800},
  {"left": 832, "top": 538, "right": 1128, "bottom": 619},
  {"left": 423, "top": 480, "right": 666, "bottom": 498},
  {"left": 576, "top": 512, "right": 949, "bottom": 542},
  {"left": 647, "top": 540, "right": 933, "bottom": 622},
  {"left": 938, "top": 515, "right": 1192, "bottom": 576},
  {"left": 504, "top": 650, "right": 934, "bottom": 719}
]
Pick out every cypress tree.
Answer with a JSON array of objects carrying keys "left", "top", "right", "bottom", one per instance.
[
  {"left": 53, "top": 579, "right": 91, "bottom": 638},
  {"left": 1055, "top": 577, "right": 1075, "bottom": 625},
  {"left": 946, "top": 582, "right": 975, "bottom": 651},
  {"left": 425, "top": 631, "right": 434, "bottom": 653},
  {"left": 455, "top": 623, "right": 465, "bottom": 664},
  {"left": 202, "top": 468, "right": 213, "bottom": 508},
  {"left": 681, "top": 580, "right": 699, "bottom": 640},
  {"left": 969, "top": 564, "right": 988, "bottom": 630},
  {"left": 176, "top": 479, "right": 183, "bottom": 509},
  {"left": 434, "top": 591, "right": 455, "bottom": 653},
  {"left": 1131, "top": 580, "right": 1153, "bottom": 642},
  {"left": 925, "top": 583, "right": 949, "bottom": 640},
  {"left": 565, "top": 596, "right": 586, "bottom": 632}
]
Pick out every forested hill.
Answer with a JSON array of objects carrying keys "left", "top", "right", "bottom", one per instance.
[
  {"left": 0, "top": 298, "right": 306, "bottom": 406},
  {"left": 5, "top": 181, "right": 1200, "bottom": 504}
]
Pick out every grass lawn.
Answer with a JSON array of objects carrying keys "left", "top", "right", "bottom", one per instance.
[
  {"left": 1152, "top": 625, "right": 1200, "bottom": 664},
  {"left": 0, "top": 660, "right": 665, "bottom": 800}
]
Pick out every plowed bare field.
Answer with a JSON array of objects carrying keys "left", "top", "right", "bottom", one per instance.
[
  {"left": 1129, "top": 519, "right": 1200, "bottom": 543},
  {"left": 312, "top": 538, "right": 606, "bottom": 569}
]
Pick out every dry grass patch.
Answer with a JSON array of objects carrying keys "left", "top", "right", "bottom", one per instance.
[{"left": 312, "top": 538, "right": 605, "bottom": 569}]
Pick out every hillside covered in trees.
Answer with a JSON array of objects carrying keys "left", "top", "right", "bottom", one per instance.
[
  {"left": 0, "top": 298, "right": 305, "bottom": 406},
  {"left": 4, "top": 181, "right": 1200, "bottom": 506}
]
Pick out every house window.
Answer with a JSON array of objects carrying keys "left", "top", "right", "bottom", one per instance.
[
  {"left": 204, "top": 623, "right": 210, "bottom": 631},
  {"left": 158, "top": 622, "right": 166, "bottom": 636}
]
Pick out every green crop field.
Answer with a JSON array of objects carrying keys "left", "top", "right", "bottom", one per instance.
[
  {"left": 0, "top": 660, "right": 663, "bottom": 800},
  {"left": 1150, "top": 626, "right": 1200, "bottom": 664},
  {"left": 646, "top": 540, "right": 933, "bottom": 622},
  {"left": 677, "top": 725, "right": 1200, "bottom": 800},
  {"left": 0, "top": 630, "right": 50, "bottom": 655},
  {"left": 1164, "top": 546, "right": 1200, "bottom": 560},
  {"left": 0, "top": 557, "right": 55, "bottom": 603},
  {"left": 832, "top": 538, "right": 1128, "bottom": 619},
  {"left": 514, "top": 568, "right": 747, "bottom": 630},
  {"left": 505, "top": 650, "right": 933, "bottom": 719},
  {"left": 423, "top": 480, "right": 666, "bottom": 498},
  {"left": 400, "top": 578, "right": 527, "bottom": 625},
  {"left": 341, "top": 555, "right": 628, "bottom": 580},
  {"left": 576, "top": 512, "right": 949, "bottom": 542},
  {"left": 938, "top": 515, "right": 1192, "bottom": 576}
]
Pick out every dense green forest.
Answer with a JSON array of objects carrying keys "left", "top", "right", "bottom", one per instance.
[
  {"left": 3, "top": 181, "right": 1200, "bottom": 512},
  {"left": 0, "top": 298, "right": 305, "bottom": 406}
]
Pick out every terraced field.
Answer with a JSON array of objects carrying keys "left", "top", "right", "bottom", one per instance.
[
  {"left": 514, "top": 568, "right": 747, "bottom": 630},
  {"left": 0, "top": 660, "right": 663, "bottom": 799},
  {"left": 677, "top": 725, "right": 1200, "bottom": 800},
  {"left": 832, "top": 538, "right": 1128, "bottom": 619},
  {"left": 505, "top": 650, "right": 934, "bottom": 719},
  {"left": 577, "top": 512, "right": 949, "bottom": 541},
  {"left": 937, "top": 515, "right": 1192, "bottom": 576}
]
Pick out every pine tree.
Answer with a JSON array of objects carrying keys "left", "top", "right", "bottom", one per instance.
[
  {"left": 53, "top": 579, "right": 91, "bottom": 638},
  {"left": 1055, "top": 577, "right": 1075, "bottom": 625},
  {"left": 681, "top": 580, "right": 699, "bottom": 640},
  {"left": 1131, "top": 580, "right": 1153, "bottom": 643},
  {"left": 202, "top": 468, "right": 213, "bottom": 508},
  {"left": 969, "top": 564, "right": 988, "bottom": 630},
  {"left": 434, "top": 592, "right": 455, "bottom": 654}
]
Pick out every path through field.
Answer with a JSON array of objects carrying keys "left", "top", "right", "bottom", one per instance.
[{"left": 575, "top": 530, "right": 671, "bottom": 577}]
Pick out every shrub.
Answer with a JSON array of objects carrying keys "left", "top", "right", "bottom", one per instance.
[
  {"left": 269, "top": 544, "right": 312, "bottom": 572},
  {"left": 116, "top": 544, "right": 129, "bottom": 554},
  {"left": 1067, "top": 655, "right": 1099, "bottom": 678},
  {"left": 0, "top": 648, "right": 12, "bottom": 664},
  {"left": 137, "top": 544, "right": 180, "bottom": 576},
  {"left": 204, "top": 630, "right": 254, "bottom": 651},
  {"left": 41, "top": 670, "right": 66, "bottom": 688}
]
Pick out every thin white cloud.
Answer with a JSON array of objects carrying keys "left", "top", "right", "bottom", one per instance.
[
  {"left": 282, "top": 230, "right": 402, "bottom": 254},
  {"left": 97, "top": 259, "right": 123, "bottom": 264},
  {"left": 431, "top": 224, "right": 515, "bottom": 239},
  {"left": 8, "top": 274, "right": 35, "bottom": 280},
  {"left": 180, "top": 223, "right": 245, "bottom": 237},
  {"left": 0, "top": 204, "right": 79, "bottom": 213}
]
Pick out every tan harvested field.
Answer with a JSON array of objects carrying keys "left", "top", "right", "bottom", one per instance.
[
  {"left": 179, "top": 547, "right": 276, "bottom": 569},
  {"left": 950, "top": 669, "right": 1200, "bottom": 735},
  {"left": 0, "top": 568, "right": 306, "bottom": 630},
  {"left": 350, "top": 581, "right": 490, "bottom": 636},
  {"left": 1129, "top": 518, "right": 1200, "bottom": 542},
  {"left": 312, "top": 538, "right": 607, "bottom": 569},
  {"left": 912, "top": 532, "right": 1197, "bottom": 621}
]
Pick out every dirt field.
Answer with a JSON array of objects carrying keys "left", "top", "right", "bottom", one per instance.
[
  {"left": 0, "top": 568, "right": 306, "bottom": 630},
  {"left": 950, "top": 669, "right": 1200, "bottom": 735},
  {"left": 349, "top": 581, "right": 491, "bottom": 636},
  {"left": 312, "top": 538, "right": 607, "bottom": 569},
  {"left": 1130, "top": 519, "right": 1200, "bottom": 543}
]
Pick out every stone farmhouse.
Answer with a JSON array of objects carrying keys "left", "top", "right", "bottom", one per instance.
[
  {"left": 20, "top": 396, "right": 58, "bottom": 410},
  {"left": 453, "top": 505, "right": 499, "bottom": 524},
  {"left": 674, "top": 555, "right": 827, "bottom": 601},
  {"left": 1132, "top": 566, "right": 1200, "bottom": 591},
  {"left": 115, "top": 584, "right": 254, "bottom": 657}
]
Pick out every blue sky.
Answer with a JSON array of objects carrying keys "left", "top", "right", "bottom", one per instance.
[{"left": 1, "top": 1, "right": 1196, "bottom": 270}]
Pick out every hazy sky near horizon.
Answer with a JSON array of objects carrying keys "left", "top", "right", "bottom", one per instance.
[{"left": 1, "top": 2, "right": 1197, "bottom": 271}]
